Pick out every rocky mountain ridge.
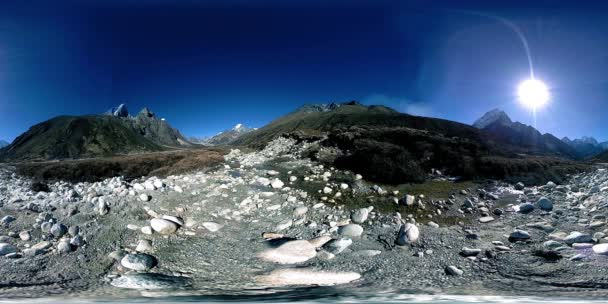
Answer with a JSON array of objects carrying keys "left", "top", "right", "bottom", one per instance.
[
  {"left": 0, "top": 105, "right": 193, "bottom": 161},
  {"left": 473, "top": 109, "right": 580, "bottom": 160},
  {"left": 562, "top": 136, "right": 608, "bottom": 159}
]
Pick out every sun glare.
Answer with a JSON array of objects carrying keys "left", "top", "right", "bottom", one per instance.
[{"left": 517, "top": 78, "right": 550, "bottom": 110}]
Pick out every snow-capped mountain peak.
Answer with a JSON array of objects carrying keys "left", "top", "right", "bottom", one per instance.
[
  {"left": 473, "top": 109, "right": 513, "bottom": 129},
  {"left": 233, "top": 123, "right": 243, "bottom": 130}
]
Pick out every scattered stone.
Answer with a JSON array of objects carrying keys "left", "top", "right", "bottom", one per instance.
[
  {"left": 592, "top": 243, "right": 608, "bottom": 255},
  {"left": 19, "top": 231, "right": 31, "bottom": 241},
  {"left": 108, "top": 250, "right": 127, "bottom": 261},
  {"left": 150, "top": 218, "right": 179, "bottom": 235},
  {"left": 257, "top": 240, "right": 317, "bottom": 264},
  {"left": 139, "top": 194, "right": 151, "bottom": 202},
  {"left": 322, "top": 237, "right": 353, "bottom": 255},
  {"left": 161, "top": 215, "right": 184, "bottom": 226},
  {"left": 536, "top": 197, "right": 553, "bottom": 211},
  {"left": 396, "top": 223, "right": 420, "bottom": 245},
  {"left": 136, "top": 239, "right": 154, "bottom": 253},
  {"left": 1, "top": 215, "right": 16, "bottom": 226},
  {"left": 460, "top": 247, "right": 482, "bottom": 257},
  {"left": 509, "top": 230, "right": 530, "bottom": 242},
  {"left": 270, "top": 179, "right": 284, "bottom": 189},
  {"left": 121, "top": 253, "right": 157, "bottom": 271},
  {"left": 518, "top": 203, "right": 535, "bottom": 214},
  {"left": 70, "top": 235, "right": 85, "bottom": 247},
  {"left": 479, "top": 216, "right": 495, "bottom": 223},
  {"left": 338, "top": 224, "right": 364, "bottom": 238},
  {"left": 50, "top": 223, "right": 68, "bottom": 238},
  {"left": 141, "top": 226, "right": 153, "bottom": 235},
  {"left": 564, "top": 232, "right": 593, "bottom": 245},
  {"left": 275, "top": 219, "right": 293, "bottom": 231},
  {"left": 351, "top": 208, "right": 370, "bottom": 224},
  {"left": 446, "top": 266, "right": 463, "bottom": 276},
  {"left": 293, "top": 206, "right": 308, "bottom": 217},
  {"left": 202, "top": 222, "right": 223, "bottom": 232},
  {"left": 0, "top": 243, "right": 18, "bottom": 256},
  {"left": 57, "top": 241, "right": 72, "bottom": 254}
]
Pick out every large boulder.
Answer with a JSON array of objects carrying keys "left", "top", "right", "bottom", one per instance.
[
  {"left": 396, "top": 223, "right": 420, "bottom": 245},
  {"left": 257, "top": 240, "right": 317, "bottom": 264},
  {"left": 536, "top": 197, "right": 553, "bottom": 211}
]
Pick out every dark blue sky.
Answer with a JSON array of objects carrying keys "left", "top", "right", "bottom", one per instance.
[{"left": 1, "top": 1, "right": 607, "bottom": 141}]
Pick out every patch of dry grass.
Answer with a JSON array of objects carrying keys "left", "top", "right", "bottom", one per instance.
[{"left": 15, "top": 148, "right": 227, "bottom": 183}]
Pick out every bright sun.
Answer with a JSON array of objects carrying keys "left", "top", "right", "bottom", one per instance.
[{"left": 517, "top": 78, "right": 550, "bottom": 110}]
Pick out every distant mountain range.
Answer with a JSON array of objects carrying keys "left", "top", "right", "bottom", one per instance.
[
  {"left": 473, "top": 108, "right": 607, "bottom": 160},
  {"left": 0, "top": 100, "right": 596, "bottom": 185},
  {"left": 472, "top": 109, "right": 580, "bottom": 159},
  {"left": 190, "top": 124, "right": 255, "bottom": 146},
  {"left": 0, "top": 104, "right": 193, "bottom": 161},
  {"left": 561, "top": 136, "right": 608, "bottom": 159},
  {"left": 0, "top": 140, "right": 9, "bottom": 148}
]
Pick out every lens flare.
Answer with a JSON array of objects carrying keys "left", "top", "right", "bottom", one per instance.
[{"left": 518, "top": 78, "right": 550, "bottom": 110}]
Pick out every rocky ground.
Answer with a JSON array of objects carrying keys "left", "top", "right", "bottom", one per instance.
[{"left": 1, "top": 137, "right": 608, "bottom": 300}]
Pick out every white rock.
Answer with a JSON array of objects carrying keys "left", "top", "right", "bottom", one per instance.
[
  {"left": 256, "top": 268, "right": 361, "bottom": 286},
  {"left": 161, "top": 215, "right": 184, "bottom": 226},
  {"left": 202, "top": 222, "right": 223, "bottom": 232},
  {"left": 141, "top": 226, "right": 153, "bottom": 235},
  {"left": 592, "top": 243, "right": 608, "bottom": 255},
  {"left": 153, "top": 180, "right": 164, "bottom": 189},
  {"left": 270, "top": 179, "right": 284, "bottom": 189},
  {"left": 446, "top": 266, "right": 463, "bottom": 276},
  {"left": 257, "top": 240, "right": 317, "bottom": 264},
  {"left": 121, "top": 253, "right": 156, "bottom": 271},
  {"left": 293, "top": 206, "right": 308, "bottom": 217},
  {"left": 338, "top": 224, "right": 364, "bottom": 238},
  {"left": 478, "top": 216, "right": 495, "bottom": 223},
  {"left": 144, "top": 181, "right": 156, "bottom": 191},
  {"left": 150, "top": 218, "right": 178, "bottom": 235},
  {"left": 139, "top": 194, "right": 151, "bottom": 202},
  {"left": 275, "top": 219, "right": 293, "bottom": 231},
  {"left": 19, "top": 231, "right": 31, "bottom": 241},
  {"left": 396, "top": 223, "right": 420, "bottom": 245},
  {"left": 351, "top": 208, "right": 369, "bottom": 224},
  {"left": 136, "top": 239, "right": 154, "bottom": 253}
]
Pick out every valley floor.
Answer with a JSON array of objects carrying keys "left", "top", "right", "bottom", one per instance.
[{"left": 1, "top": 137, "right": 608, "bottom": 300}]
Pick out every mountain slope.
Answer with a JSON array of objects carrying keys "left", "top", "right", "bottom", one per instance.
[
  {"left": 0, "top": 115, "right": 163, "bottom": 161},
  {"left": 593, "top": 150, "right": 608, "bottom": 162},
  {"left": 234, "top": 101, "right": 483, "bottom": 148},
  {"left": 128, "top": 108, "right": 193, "bottom": 147},
  {"left": 473, "top": 109, "right": 580, "bottom": 160},
  {"left": 0, "top": 105, "right": 194, "bottom": 161},
  {"left": 0, "top": 140, "right": 8, "bottom": 148},
  {"left": 473, "top": 109, "right": 512, "bottom": 129}
]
